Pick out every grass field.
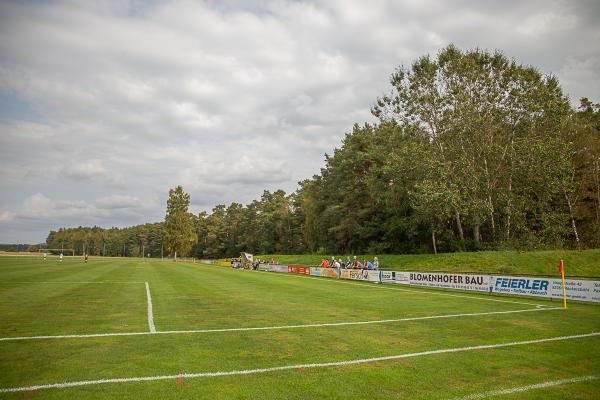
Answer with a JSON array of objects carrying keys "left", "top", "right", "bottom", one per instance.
[
  {"left": 259, "top": 249, "right": 600, "bottom": 277},
  {"left": 0, "top": 255, "right": 599, "bottom": 399}
]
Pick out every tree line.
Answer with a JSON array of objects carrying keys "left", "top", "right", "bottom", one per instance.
[
  {"left": 46, "top": 223, "right": 164, "bottom": 257},
  {"left": 46, "top": 46, "right": 600, "bottom": 257}
]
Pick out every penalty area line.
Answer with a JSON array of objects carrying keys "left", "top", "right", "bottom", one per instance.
[
  {"left": 0, "top": 281, "right": 146, "bottom": 284},
  {"left": 451, "top": 375, "right": 598, "bottom": 399},
  {"left": 145, "top": 282, "right": 156, "bottom": 333},
  {"left": 0, "top": 307, "right": 562, "bottom": 342},
  {"left": 0, "top": 332, "right": 598, "bottom": 393}
]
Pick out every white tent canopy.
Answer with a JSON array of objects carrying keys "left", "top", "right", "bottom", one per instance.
[{"left": 241, "top": 252, "right": 253, "bottom": 263}]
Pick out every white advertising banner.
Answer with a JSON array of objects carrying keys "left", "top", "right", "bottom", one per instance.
[
  {"left": 380, "top": 271, "right": 394, "bottom": 282},
  {"left": 490, "top": 275, "right": 600, "bottom": 303},
  {"left": 340, "top": 269, "right": 381, "bottom": 282},
  {"left": 393, "top": 272, "right": 490, "bottom": 292},
  {"left": 392, "top": 271, "right": 410, "bottom": 285},
  {"left": 257, "top": 264, "right": 271, "bottom": 272},
  {"left": 270, "top": 265, "right": 289, "bottom": 273},
  {"left": 310, "top": 267, "right": 340, "bottom": 279}
]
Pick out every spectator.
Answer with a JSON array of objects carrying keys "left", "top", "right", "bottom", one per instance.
[
  {"left": 356, "top": 259, "right": 365, "bottom": 269},
  {"left": 320, "top": 258, "right": 329, "bottom": 268},
  {"left": 365, "top": 260, "right": 374, "bottom": 270},
  {"left": 373, "top": 256, "right": 379, "bottom": 270}
]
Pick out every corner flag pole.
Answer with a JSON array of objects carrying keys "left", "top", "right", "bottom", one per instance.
[{"left": 559, "top": 259, "right": 567, "bottom": 310}]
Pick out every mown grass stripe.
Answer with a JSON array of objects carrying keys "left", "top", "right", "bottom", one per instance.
[
  {"left": 1, "top": 332, "right": 597, "bottom": 393},
  {"left": 0, "top": 307, "right": 561, "bottom": 342}
]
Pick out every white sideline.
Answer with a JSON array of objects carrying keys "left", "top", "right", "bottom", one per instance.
[
  {"left": 0, "top": 332, "right": 598, "bottom": 393},
  {"left": 145, "top": 282, "right": 156, "bottom": 333},
  {"left": 452, "top": 375, "right": 598, "bottom": 399},
  {"left": 0, "top": 281, "right": 145, "bottom": 284},
  {"left": 0, "top": 307, "right": 563, "bottom": 342}
]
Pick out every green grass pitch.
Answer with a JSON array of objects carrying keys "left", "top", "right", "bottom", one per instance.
[{"left": 0, "top": 256, "right": 599, "bottom": 399}]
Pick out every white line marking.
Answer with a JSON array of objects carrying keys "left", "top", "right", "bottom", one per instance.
[
  {"left": 451, "top": 375, "right": 598, "bottom": 399},
  {"left": 0, "top": 307, "right": 563, "bottom": 342},
  {"left": 0, "top": 331, "right": 152, "bottom": 341},
  {"left": 1, "top": 332, "right": 597, "bottom": 393},
  {"left": 0, "top": 281, "right": 145, "bottom": 284},
  {"left": 145, "top": 282, "right": 156, "bottom": 333}
]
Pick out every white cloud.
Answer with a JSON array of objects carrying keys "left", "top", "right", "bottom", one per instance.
[
  {"left": 517, "top": 12, "right": 577, "bottom": 36},
  {"left": 62, "top": 160, "right": 108, "bottom": 180},
  {"left": 558, "top": 56, "right": 600, "bottom": 103},
  {"left": 0, "top": 210, "right": 16, "bottom": 223},
  {"left": 10, "top": 193, "right": 159, "bottom": 229},
  {"left": 94, "top": 195, "right": 141, "bottom": 210}
]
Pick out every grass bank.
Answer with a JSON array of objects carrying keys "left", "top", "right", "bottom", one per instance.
[{"left": 258, "top": 249, "right": 600, "bottom": 277}]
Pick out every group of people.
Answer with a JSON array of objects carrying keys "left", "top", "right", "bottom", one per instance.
[
  {"left": 42, "top": 252, "right": 64, "bottom": 262},
  {"left": 230, "top": 258, "right": 277, "bottom": 270},
  {"left": 320, "top": 255, "right": 379, "bottom": 270},
  {"left": 41, "top": 252, "right": 87, "bottom": 263},
  {"left": 229, "top": 255, "right": 379, "bottom": 270}
]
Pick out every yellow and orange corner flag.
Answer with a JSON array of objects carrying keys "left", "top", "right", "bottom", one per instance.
[{"left": 559, "top": 259, "right": 567, "bottom": 309}]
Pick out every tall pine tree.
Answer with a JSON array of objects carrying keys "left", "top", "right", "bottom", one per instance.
[{"left": 164, "top": 185, "right": 196, "bottom": 259}]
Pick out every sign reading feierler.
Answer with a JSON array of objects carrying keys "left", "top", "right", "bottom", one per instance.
[{"left": 490, "top": 275, "right": 600, "bottom": 303}]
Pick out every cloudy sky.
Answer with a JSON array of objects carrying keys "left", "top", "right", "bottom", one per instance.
[{"left": 1, "top": 0, "right": 599, "bottom": 243}]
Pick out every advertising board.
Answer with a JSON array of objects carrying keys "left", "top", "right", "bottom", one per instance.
[
  {"left": 270, "top": 265, "right": 289, "bottom": 273},
  {"left": 340, "top": 269, "right": 380, "bottom": 282},
  {"left": 490, "top": 275, "right": 600, "bottom": 303},
  {"left": 310, "top": 267, "right": 340, "bottom": 278},
  {"left": 392, "top": 271, "right": 410, "bottom": 285},
  {"left": 406, "top": 272, "right": 490, "bottom": 292},
  {"left": 257, "top": 264, "right": 271, "bottom": 272},
  {"left": 288, "top": 265, "right": 310, "bottom": 275}
]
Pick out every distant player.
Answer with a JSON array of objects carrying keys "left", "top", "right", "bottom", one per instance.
[
  {"left": 84, "top": 252, "right": 89, "bottom": 263},
  {"left": 43, "top": 252, "right": 47, "bottom": 261},
  {"left": 59, "top": 252, "right": 63, "bottom": 263}
]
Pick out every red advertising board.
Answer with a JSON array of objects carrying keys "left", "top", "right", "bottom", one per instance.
[{"left": 288, "top": 265, "right": 310, "bottom": 275}]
